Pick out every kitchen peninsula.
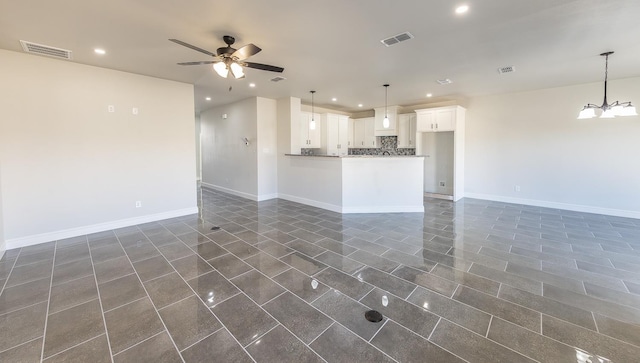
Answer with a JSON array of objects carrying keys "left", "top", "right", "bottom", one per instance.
[{"left": 279, "top": 154, "right": 424, "bottom": 213}]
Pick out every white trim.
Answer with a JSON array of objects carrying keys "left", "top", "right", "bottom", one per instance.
[
  {"left": 342, "top": 205, "right": 425, "bottom": 214},
  {"left": 5, "top": 207, "right": 199, "bottom": 250},
  {"left": 0, "top": 240, "right": 5, "bottom": 260},
  {"left": 201, "top": 182, "right": 259, "bottom": 201},
  {"left": 277, "top": 193, "right": 342, "bottom": 213},
  {"left": 465, "top": 193, "right": 640, "bottom": 219},
  {"left": 257, "top": 193, "right": 278, "bottom": 202}
]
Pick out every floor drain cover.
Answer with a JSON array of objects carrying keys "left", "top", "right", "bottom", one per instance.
[
  {"left": 210, "top": 226, "right": 221, "bottom": 231},
  {"left": 365, "top": 310, "right": 383, "bottom": 323}
]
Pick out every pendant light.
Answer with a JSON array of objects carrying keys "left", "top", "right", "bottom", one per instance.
[
  {"left": 383, "top": 84, "right": 390, "bottom": 128},
  {"left": 309, "top": 91, "right": 316, "bottom": 130},
  {"left": 578, "top": 51, "right": 637, "bottom": 119}
]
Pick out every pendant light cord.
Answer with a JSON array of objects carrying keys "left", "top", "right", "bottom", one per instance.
[{"left": 310, "top": 90, "right": 315, "bottom": 120}]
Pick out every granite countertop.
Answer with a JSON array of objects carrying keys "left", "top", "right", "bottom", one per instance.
[{"left": 285, "top": 154, "right": 424, "bottom": 158}]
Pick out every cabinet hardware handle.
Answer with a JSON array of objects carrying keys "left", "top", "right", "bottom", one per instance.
[
  {"left": 435, "top": 124, "right": 438, "bottom": 129},
  {"left": 431, "top": 124, "right": 434, "bottom": 129}
]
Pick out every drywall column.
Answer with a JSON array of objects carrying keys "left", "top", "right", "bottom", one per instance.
[
  {"left": 0, "top": 162, "right": 5, "bottom": 258},
  {"left": 256, "top": 97, "right": 278, "bottom": 200}
]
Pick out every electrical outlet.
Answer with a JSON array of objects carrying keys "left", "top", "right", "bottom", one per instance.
[
  {"left": 135, "top": 201, "right": 142, "bottom": 208},
  {"left": 514, "top": 185, "right": 521, "bottom": 192},
  {"left": 108, "top": 105, "right": 115, "bottom": 113},
  {"left": 439, "top": 181, "right": 446, "bottom": 187},
  {"left": 132, "top": 107, "right": 138, "bottom": 115}
]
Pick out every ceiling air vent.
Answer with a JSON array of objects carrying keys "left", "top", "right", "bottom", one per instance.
[
  {"left": 436, "top": 78, "right": 453, "bottom": 85},
  {"left": 498, "top": 65, "right": 515, "bottom": 74},
  {"left": 381, "top": 32, "right": 414, "bottom": 47},
  {"left": 270, "top": 76, "right": 286, "bottom": 82},
  {"left": 20, "top": 40, "right": 72, "bottom": 60}
]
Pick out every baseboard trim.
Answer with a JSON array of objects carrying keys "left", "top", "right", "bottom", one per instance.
[
  {"left": 6, "top": 207, "right": 199, "bottom": 250},
  {"left": 464, "top": 193, "right": 640, "bottom": 219},
  {"left": 0, "top": 240, "right": 5, "bottom": 260},
  {"left": 201, "top": 183, "right": 277, "bottom": 202},
  {"left": 342, "top": 206, "right": 425, "bottom": 214},
  {"left": 277, "top": 194, "right": 342, "bottom": 213},
  {"left": 201, "top": 182, "right": 259, "bottom": 201}
]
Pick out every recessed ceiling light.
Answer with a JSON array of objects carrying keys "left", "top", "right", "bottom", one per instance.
[
  {"left": 332, "top": 98, "right": 337, "bottom": 102},
  {"left": 94, "top": 48, "right": 106, "bottom": 55},
  {"left": 205, "top": 97, "right": 211, "bottom": 101},
  {"left": 426, "top": 93, "right": 433, "bottom": 98},
  {"left": 249, "top": 83, "right": 256, "bottom": 88},
  {"left": 358, "top": 104, "right": 363, "bottom": 108},
  {"left": 455, "top": 5, "right": 469, "bottom": 14}
]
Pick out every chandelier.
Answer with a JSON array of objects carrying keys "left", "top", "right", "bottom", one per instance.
[{"left": 578, "top": 51, "right": 637, "bottom": 119}]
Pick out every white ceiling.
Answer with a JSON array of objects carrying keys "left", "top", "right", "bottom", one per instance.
[{"left": 1, "top": 0, "right": 639, "bottom": 114}]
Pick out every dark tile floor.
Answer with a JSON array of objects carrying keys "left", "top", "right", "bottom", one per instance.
[{"left": 1, "top": 188, "right": 640, "bottom": 362}]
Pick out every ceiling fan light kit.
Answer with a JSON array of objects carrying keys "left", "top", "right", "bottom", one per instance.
[
  {"left": 578, "top": 51, "right": 637, "bottom": 119},
  {"left": 170, "top": 35, "right": 284, "bottom": 79}
]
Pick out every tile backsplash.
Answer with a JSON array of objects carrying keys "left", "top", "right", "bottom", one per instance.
[
  {"left": 300, "top": 136, "right": 415, "bottom": 156},
  {"left": 349, "top": 136, "right": 415, "bottom": 156}
]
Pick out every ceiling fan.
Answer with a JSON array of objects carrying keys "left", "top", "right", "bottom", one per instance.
[{"left": 169, "top": 35, "right": 284, "bottom": 79}]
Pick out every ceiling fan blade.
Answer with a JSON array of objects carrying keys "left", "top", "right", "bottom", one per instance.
[
  {"left": 243, "top": 62, "right": 284, "bottom": 73},
  {"left": 169, "top": 39, "right": 217, "bottom": 57},
  {"left": 232, "top": 43, "right": 261, "bottom": 60},
  {"left": 177, "top": 61, "right": 218, "bottom": 66}
]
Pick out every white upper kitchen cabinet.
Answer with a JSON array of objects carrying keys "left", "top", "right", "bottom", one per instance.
[
  {"left": 300, "top": 111, "right": 322, "bottom": 147},
  {"left": 415, "top": 106, "right": 463, "bottom": 132},
  {"left": 397, "top": 113, "right": 417, "bottom": 148},
  {"left": 321, "top": 113, "right": 349, "bottom": 156},
  {"left": 374, "top": 106, "right": 399, "bottom": 136},
  {"left": 347, "top": 118, "right": 355, "bottom": 148},
  {"left": 353, "top": 117, "right": 378, "bottom": 148}
]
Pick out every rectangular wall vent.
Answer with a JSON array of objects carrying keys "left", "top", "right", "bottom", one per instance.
[
  {"left": 436, "top": 78, "right": 453, "bottom": 85},
  {"left": 270, "top": 76, "right": 287, "bottom": 82},
  {"left": 498, "top": 66, "right": 515, "bottom": 74},
  {"left": 381, "top": 32, "right": 414, "bottom": 47},
  {"left": 20, "top": 40, "right": 72, "bottom": 60}
]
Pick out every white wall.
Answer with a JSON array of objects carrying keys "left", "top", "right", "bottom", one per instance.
[
  {"left": 200, "top": 96, "right": 277, "bottom": 201},
  {"left": 0, "top": 162, "right": 5, "bottom": 259},
  {"left": 466, "top": 76, "right": 640, "bottom": 217},
  {"left": 419, "top": 132, "right": 454, "bottom": 195},
  {"left": 195, "top": 113, "right": 202, "bottom": 181},
  {"left": 257, "top": 98, "right": 278, "bottom": 199},
  {"left": 0, "top": 50, "right": 198, "bottom": 248},
  {"left": 200, "top": 98, "right": 258, "bottom": 198}
]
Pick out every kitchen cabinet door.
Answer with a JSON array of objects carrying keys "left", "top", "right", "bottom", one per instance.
[
  {"left": 364, "top": 117, "right": 378, "bottom": 148},
  {"left": 300, "top": 112, "right": 322, "bottom": 147},
  {"left": 397, "top": 113, "right": 416, "bottom": 148},
  {"left": 354, "top": 118, "right": 366, "bottom": 147},
  {"left": 347, "top": 118, "right": 355, "bottom": 148},
  {"left": 415, "top": 107, "right": 456, "bottom": 132},
  {"left": 322, "top": 113, "right": 349, "bottom": 155}
]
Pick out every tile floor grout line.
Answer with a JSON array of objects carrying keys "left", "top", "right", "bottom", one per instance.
[
  {"left": 111, "top": 330, "right": 166, "bottom": 357},
  {"left": 258, "top": 289, "right": 288, "bottom": 307},
  {"left": 0, "top": 335, "right": 42, "bottom": 355},
  {"left": 86, "top": 240, "right": 116, "bottom": 363},
  {"left": 241, "top": 323, "right": 281, "bottom": 348},
  {"left": 306, "top": 322, "right": 335, "bottom": 347},
  {"left": 177, "top": 326, "right": 225, "bottom": 353},
  {"left": 0, "top": 250, "right": 21, "bottom": 296},
  {"left": 485, "top": 315, "right": 494, "bottom": 337},
  {"left": 136, "top": 227, "right": 260, "bottom": 363},
  {"left": 367, "top": 319, "right": 389, "bottom": 343},
  {"left": 113, "top": 236, "right": 186, "bottom": 363},
  {"left": 47, "top": 297, "right": 100, "bottom": 316},
  {"left": 0, "top": 298, "right": 50, "bottom": 318},
  {"left": 38, "top": 242, "right": 57, "bottom": 362},
  {"left": 39, "top": 333, "right": 106, "bottom": 362}
]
